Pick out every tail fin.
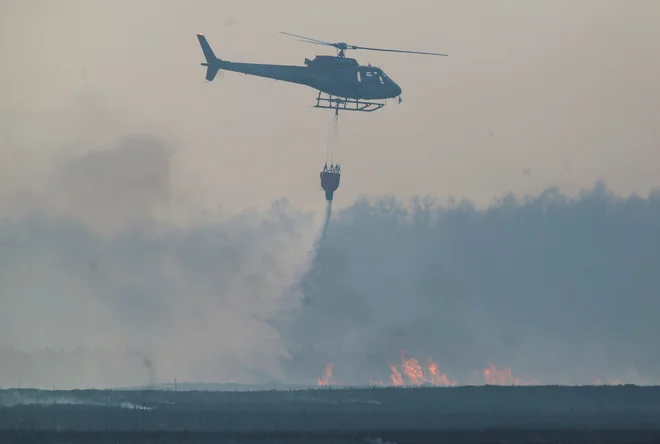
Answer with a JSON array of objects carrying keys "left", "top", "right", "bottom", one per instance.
[
  {"left": 197, "top": 33, "right": 222, "bottom": 81},
  {"left": 197, "top": 33, "right": 220, "bottom": 63}
]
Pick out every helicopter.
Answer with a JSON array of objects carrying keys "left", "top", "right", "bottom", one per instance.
[{"left": 196, "top": 32, "right": 447, "bottom": 113}]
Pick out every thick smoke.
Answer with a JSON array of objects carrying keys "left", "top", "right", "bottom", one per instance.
[
  {"left": 0, "top": 131, "right": 320, "bottom": 389},
  {"left": 281, "top": 185, "right": 660, "bottom": 386},
  {"left": 0, "top": 201, "right": 319, "bottom": 388},
  {"left": 2, "top": 132, "right": 660, "bottom": 388}
]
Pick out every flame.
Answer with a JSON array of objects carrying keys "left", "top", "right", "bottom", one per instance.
[
  {"left": 317, "top": 362, "right": 335, "bottom": 386},
  {"left": 316, "top": 357, "right": 630, "bottom": 387},
  {"left": 427, "top": 358, "right": 457, "bottom": 386},
  {"left": 388, "top": 363, "right": 404, "bottom": 386},
  {"left": 402, "top": 356, "right": 425, "bottom": 385},
  {"left": 387, "top": 354, "right": 457, "bottom": 387},
  {"left": 483, "top": 362, "right": 538, "bottom": 385}
]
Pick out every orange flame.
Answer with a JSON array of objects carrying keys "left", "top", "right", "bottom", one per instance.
[
  {"left": 402, "top": 356, "right": 426, "bottom": 385},
  {"left": 388, "top": 354, "right": 457, "bottom": 387},
  {"left": 427, "top": 358, "right": 457, "bottom": 386},
  {"left": 316, "top": 357, "right": 634, "bottom": 387},
  {"left": 317, "top": 362, "right": 335, "bottom": 386},
  {"left": 389, "top": 363, "right": 405, "bottom": 386},
  {"left": 483, "top": 362, "right": 538, "bottom": 385}
]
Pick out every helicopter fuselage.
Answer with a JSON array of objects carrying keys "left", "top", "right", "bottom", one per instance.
[{"left": 203, "top": 55, "right": 402, "bottom": 101}]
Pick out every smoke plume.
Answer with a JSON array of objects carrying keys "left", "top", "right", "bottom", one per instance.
[
  {"left": 0, "top": 126, "right": 321, "bottom": 389},
  {"left": 281, "top": 186, "right": 660, "bottom": 387},
  {"left": 1, "top": 123, "right": 660, "bottom": 388}
]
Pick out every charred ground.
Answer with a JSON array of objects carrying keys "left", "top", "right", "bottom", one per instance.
[{"left": 1, "top": 385, "right": 659, "bottom": 442}]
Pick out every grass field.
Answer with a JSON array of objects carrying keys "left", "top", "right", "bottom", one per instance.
[{"left": 1, "top": 385, "right": 659, "bottom": 442}]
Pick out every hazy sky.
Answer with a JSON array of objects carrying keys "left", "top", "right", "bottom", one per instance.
[
  {"left": 2, "top": 0, "right": 659, "bottom": 217},
  {"left": 2, "top": 0, "right": 660, "bottom": 389}
]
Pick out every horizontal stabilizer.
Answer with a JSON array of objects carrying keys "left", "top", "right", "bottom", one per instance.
[{"left": 205, "top": 65, "right": 220, "bottom": 81}]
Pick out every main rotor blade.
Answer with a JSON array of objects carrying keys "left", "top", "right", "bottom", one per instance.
[
  {"left": 295, "top": 39, "right": 334, "bottom": 47},
  {"left": 279, "top": 32, "right": 333, "bottom": 46},
  {"left": 350, "top": 45, "right": 448, "bottom": 56},
  {"left": 280, "top": 31, "right": 448, "bottom": 56}
]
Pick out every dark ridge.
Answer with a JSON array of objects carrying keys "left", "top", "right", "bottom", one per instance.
[{"left": 1, "top": 429, "right": 660, "bottom": 444}]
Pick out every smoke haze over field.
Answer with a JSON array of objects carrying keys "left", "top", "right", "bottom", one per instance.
[
  {"left": 282, "top": 187, "right": 660, "bottom": 386},
  {"left": 3, "top": 182, "right": 660, "bottom": 388},
  {"left": 2, "top": 0, "right": 660, "bottom": 388}
]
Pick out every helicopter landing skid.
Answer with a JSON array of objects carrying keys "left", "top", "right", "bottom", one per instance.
[{"left": 314, "top": 92, "right": 385, "bottom": 113}]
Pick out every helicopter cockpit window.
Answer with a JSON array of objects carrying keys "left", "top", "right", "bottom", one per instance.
[
  {"left": 363, "top": 71, "right": 379, "bottom": 83},
  {"left": 359, "top": 69, "right": 386, "bottom": 85}
]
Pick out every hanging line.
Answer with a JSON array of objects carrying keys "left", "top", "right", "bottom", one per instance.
[{"left": 325, "top": 111, "right": 340, "bottom": 165}]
